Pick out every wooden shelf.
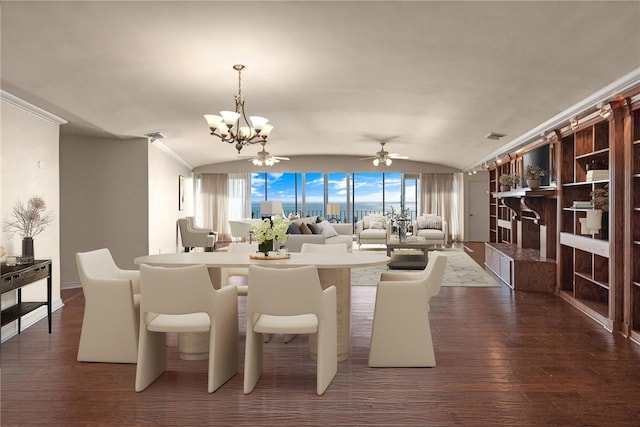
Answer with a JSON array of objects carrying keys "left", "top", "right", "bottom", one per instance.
[
  {"left": 574, "top": 271, "right": 609, "bottom": 290},
  {"left": 575, "top": 147, "right": 609, "bottom": 160},
  {"left": 562, "top": 180, "right": 609, "bottom": 186}
]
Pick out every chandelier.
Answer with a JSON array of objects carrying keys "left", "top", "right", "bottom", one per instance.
[{"left": 204, "top": 64, "right": 274, "bottom": 153}]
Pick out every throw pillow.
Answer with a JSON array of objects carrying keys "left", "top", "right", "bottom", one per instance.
[
  {"left": 370, "top": 217, "right": 386, "bottom": 229},
  {"left": 364, "top": 214, "right": 384, "bottom": 229},
  {"left": 317, "top": 220, "right": 338, "bottom": 237},
  {"left": 308, "top": 223, "right": 322, "bottom": 234},
  {"left": 299, "top": 222, "right": 313, "bottom": 234},
  {"left": 424, "top": 218, "right": 442, "bottom": 230},
  {"left": 316, "top": 216, "right": 327, "bottom": 223},
  {"left": 287, "top": 223, "right": 301, "bottom": 234}
]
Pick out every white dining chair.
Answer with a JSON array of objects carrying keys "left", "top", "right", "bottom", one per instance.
[
  {"left": 244, "top": 265, "right": 337, "bottom": 395},
  {"left": 221, "top": 242, "right": 258, "bottom": 296},
  {"left": 368, "top": 251, "right": 447, "bottom": 367},
  {"left": 135, "top": 264, "right": 238, "bottom": 393},
  {"left": 76, "top": 248, "right": 140, "bottom": 363}
]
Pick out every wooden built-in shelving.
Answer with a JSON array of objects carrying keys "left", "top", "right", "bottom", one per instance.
[
  {"left": 557, "top": 116, "right": 616, "bottom": 330},
  {"left": 626, "top": 100, "right": 640, "bottom": 343},
  {"left": 485, "top": 89, "right": 640, "bottom": 343}
]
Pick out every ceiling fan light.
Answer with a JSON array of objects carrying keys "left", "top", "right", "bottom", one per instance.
[
  {"left": 259, "top": 124, "right": 274, "bottom": 138},
  {"left": 385, "top": 158, "right": 392, "bottom": 166},
  {"left": 220, "top": 110, "right": 241, "bottom": 126},
  {"left": 252, "top": 158, "right": 262, "bottom": 166},
  {"left": 372, "top": 158, "right": 380, "bottom": 166},
  {"left": 249, "top": 116, "right": 269, "bottom": 131}
]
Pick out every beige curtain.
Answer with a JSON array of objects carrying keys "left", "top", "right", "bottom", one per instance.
[
  {"left": 195, "top": 173, "right": 230, "bottom": 242},
  {"left": 419, "top": 173, "right": 463, "bottom": 243}
]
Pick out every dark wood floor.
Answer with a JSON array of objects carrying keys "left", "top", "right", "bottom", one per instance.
[{"left": 2, "top": 243, "right": 640, "bottom": 426}]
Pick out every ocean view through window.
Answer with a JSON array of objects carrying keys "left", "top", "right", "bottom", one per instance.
[{"left": 250, "top": 172, "right": 413, "bottom": 222}]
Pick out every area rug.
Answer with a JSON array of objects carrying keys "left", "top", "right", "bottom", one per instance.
[{"left": 350, "top": 249, "right": 501, "bottom": 287}]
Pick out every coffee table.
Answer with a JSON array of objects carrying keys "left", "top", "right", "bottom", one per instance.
[{"left": 386, "top": 238, "right": 430, "bottom": 270}]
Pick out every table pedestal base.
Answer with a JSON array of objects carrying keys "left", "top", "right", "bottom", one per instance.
[{"left": 309, "top": 268, "right": 351, "bottom": 362}]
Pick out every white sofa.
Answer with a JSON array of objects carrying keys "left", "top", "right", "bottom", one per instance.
[
  {"left": 412, "top": 214, "right": 448, "bottom": 245},
  {"left": 284, "top": 216, "right": 353, "bottom": 252},
  {"left": 356, "top": 214, "right": 391, "bottom": 246}
]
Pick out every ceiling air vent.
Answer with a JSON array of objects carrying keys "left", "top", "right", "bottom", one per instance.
[
  {"left": 144, "top": 132, "right": 165, "bottom": 143},
  {"left": 485, "top": 132, "right": 506, "bottom": 140}
]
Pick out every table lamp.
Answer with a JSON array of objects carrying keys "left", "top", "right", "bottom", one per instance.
[
  {"left": 260, "top": 201, "right": 283, "bottom": 220},
  {"left": 326, "top": 203, "right": 340, "bottom": 223}
]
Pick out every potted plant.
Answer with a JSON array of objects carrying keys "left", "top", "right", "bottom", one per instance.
[
  {"left": 525, "top": 165, "right": 545, "bottom": 189},
  {"left": 498, "top": 174, "right": 517, "bottom": 192},
  {"left": 588, "top": 184, "right": 609, "bottom": 238},
  {"left": 3, "top": 196, "right": 54, "bottom": 263}
]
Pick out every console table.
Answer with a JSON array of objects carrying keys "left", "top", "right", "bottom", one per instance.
[{"left": 1, "top": 260, "right": 52, "bottom": 335}]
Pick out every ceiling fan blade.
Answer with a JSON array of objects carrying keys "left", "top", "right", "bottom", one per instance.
[
  {"left": 273, "top": 156, "right": 290, "bottom": 160},
  {"left": 359, "top": 156, "right": 377, "bottom": 160},
  {"left": 389, "top": 154, "right": 409, "bottom": 159}
]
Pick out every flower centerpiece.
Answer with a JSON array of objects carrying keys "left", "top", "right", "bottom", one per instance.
[
  {"left": 251, "top": 216, "right": 290, "bottom": 256},
  {"left": 3, "top": 196, "right": 54, "bottom": 263},
  {"left": 525, "top": 165, "right": 545, "bottom": 189}
]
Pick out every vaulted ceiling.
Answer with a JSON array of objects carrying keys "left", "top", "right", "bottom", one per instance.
[{"left": 2, "top": 1, "right": 639, "bottom": 170}]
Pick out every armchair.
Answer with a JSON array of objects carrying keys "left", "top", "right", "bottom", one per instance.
[
  {"left": 368, "top": 252, "right": 447, "bottom": 367},
  {"left": 356, "top": 214, "right": 390, "bottom": 246},
  {"left": 178, "top": 217, "right": 217, "bottom": 252},
  {"left": 76, "top": 248, "right": 140, "bottom": 363},
  {"left": 412, "top": 214, "right": 448, "bottom": 246}
]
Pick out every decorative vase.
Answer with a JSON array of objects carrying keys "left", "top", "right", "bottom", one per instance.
[
  {"left": 21, "top": 237, "right": 34, "bottom": 264},
  {"left": 258, "top": 239, "right": 274, "bottom": 256},
  {"left": 500, "top": 185, "right": 511, "bottom": 192},
  {"left": 527, "top": 179, "right": 540, "bottom": 189},
  {"left": 397, "top": 220, "right": 408, "bottom": 242},
  {"left": 586, "top": 209, "right": 602, "bottom": 231}
]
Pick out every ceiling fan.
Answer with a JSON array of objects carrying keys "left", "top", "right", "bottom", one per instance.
[
  {"left": 359, "top": 139, "right": 409, "bottom": 166},
  {"left": 241, "top": 141, "right": 289, "bottom": 166}
]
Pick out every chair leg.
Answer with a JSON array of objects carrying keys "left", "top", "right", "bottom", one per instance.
[
  {"left": 243, "top": 329, "right": 264, "bottom": 394},
  {"left": 208, "top": 297, "right": 239, "bottom": 393},
  {"left": 135, "top": 329, "right": 168, "bottom": 392}
]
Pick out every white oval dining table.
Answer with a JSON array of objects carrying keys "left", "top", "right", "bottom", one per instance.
[{"left": 134, "top": 251, "right": 390, "bottom": 361}]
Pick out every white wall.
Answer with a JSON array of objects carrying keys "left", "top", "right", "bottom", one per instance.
[
  {"left": 59, "top": 134, "right": 149, "bottom": 286},
  {"left": 148, "top": 141, "right": 193, "bottom": 255},
  {"left": 1, "top": 94, "right": 65, "bottom": 339},
  {"left": 59, "top": 135, "right": 193, "bottom": 287}
]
